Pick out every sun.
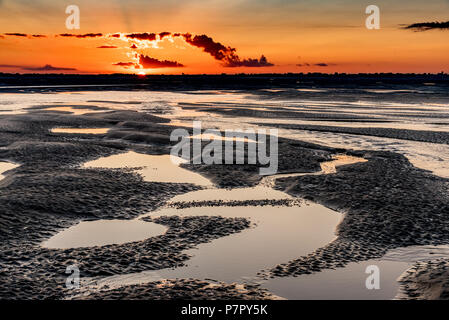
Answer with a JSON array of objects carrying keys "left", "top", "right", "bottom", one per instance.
[{"left": 137, "top": 71, "right": 146, "bottom": 76}]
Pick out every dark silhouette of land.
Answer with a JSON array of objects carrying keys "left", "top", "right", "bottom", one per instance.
[{"left": 0, "top": 73, "right": 448, "bottom": 92}]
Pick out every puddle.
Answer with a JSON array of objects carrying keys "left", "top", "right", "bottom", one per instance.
[
  {"left": 146, "top": 204, "right": 340, "bottom": 280},
  {"left": 83, "top": 151, "right": 212, "bottom": 186},
  {"left": 51, "top": 128, "right": 110, "bottom": 134},
  {"left": 0, "top": 161, "right": 19, "bottom": 181},
  {"left": 45, "top": 106, "right": 101, "bottom": 115},
  {"left": 42, "top": 219, "right": 167, "bottom": 249},
  {"left": 261, "top": 154, "right": 367, "bottom": 187},
  {"left": 263, "top": 244, "right": 449, "bottom": 300},
  {"left": 320, "top": 155, "right": 368, "bottom": 174},
  {"left": 263, "top": 259, "right": 409, "bottom": 300},
  {"left": 170, "top": 186, "right": 292, "bottom": 202}
]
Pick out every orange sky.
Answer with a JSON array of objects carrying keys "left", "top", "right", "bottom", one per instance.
[{"left": 0, "top": 0, "right": 448, "bottom": 74}]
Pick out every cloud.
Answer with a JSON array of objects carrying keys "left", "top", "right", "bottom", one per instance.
[
  {"left": 159, "top": 32, "right": 171, "bottom": 39},
  {"left": 4, "top": 33, "right": 28, "bottom": 37},
  {"left": 58, "top": 33, "right": 103, "bottom": 38},
  {"left": 0, "top": 64, "right": 77, "bottom": 72},
  {"left": 113, "top": 55, "right": 184, "bottom": 69},
  {"left": 126, "top": 32, "right": 156, "bottom": 41},
  {"left": 403, "top": 21, "right": 449, "bottom": 31},
  {"left": 296, "top": 62, "right": 336, "bottom": 67},
  {"left": 0, "top": 35, "right": 4, "bottom": 39},
  {"left": 139, "top": 55, "right": 184, "bottom": 68},
  {"left": 22, "top": 64, "right": 77, "bottom": 71},
  {"left": 182, "top": 33, "right": 273, "bottom": 67},
  {"left": 112, "top": 62, "right": 140, "bottom": 69},
  {"left": 2, "top": 30, "right": 274, "bottom": 69},
  {"left": 226, "top": 55, "right": 273, "bottom": 67},
  {"left": 182, "top": 33, "right": 234, "bottom": 61},
  {"left": 2, "top": 33, "right": 46, "bottom": 38},
  {"left": 0, "top": 64, "right": 23, "bottom": 68}
]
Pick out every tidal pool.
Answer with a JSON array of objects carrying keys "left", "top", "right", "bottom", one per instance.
[
  {"left": 42, "top": 219, "right": 167, "bottom": 249},
  {"left": 83, "top": 151, "right": 213, "bottom": 186},
  {"left": 263, "top": 245, "right": 449, "bottom": 300},
  {"left": 51, "top": 128, "right": 110, "bottom": 134},
  {"left": 45, "top": 106, "right": 103, "bottom": 115},
  {"left": 0, "top": 161, "right": 19, "bottom": 181}
]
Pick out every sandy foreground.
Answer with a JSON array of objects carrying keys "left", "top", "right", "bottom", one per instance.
[{"left": 1, "top": 99, "right": 449, "bottom": 300}]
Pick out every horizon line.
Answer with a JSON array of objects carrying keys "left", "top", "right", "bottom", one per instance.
[{"left": 1, "top": 72, "right": 449, "bottom": 76}]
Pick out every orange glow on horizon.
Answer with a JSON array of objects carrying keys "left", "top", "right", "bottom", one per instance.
[{"left": 1, "top": 1, "right": 449, "bottom": 74}]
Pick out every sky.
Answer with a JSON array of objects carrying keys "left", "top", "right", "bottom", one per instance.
[{"left": 0, "top": 0, "right": 448, "bottom": 74}]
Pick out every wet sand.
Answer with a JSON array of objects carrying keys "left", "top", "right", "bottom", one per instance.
[{"left": 256, "top": 123, "right": 449, "bottom": 145}]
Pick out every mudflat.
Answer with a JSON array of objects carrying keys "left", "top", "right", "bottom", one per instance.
[{"left": 1, "top": 87, "right": 449, "bottom": 300}]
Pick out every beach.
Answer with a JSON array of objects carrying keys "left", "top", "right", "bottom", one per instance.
[{"left": 1, "top": 82, "right": 449, "bottom": 300}]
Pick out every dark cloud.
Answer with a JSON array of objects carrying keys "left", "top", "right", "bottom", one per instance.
[
  {"left": 139, "top": 55, "right": 184, "bottom": 68},
  {"left": 22, "top": 64, "right": 77, "bottom": 71},
  {"left": 97, "top": 45, "right": 117, "bottom": 49},
  {"left": 113, "top": 62, "right": 140, "bottom": 69},
  {"left": 300, "top": 63, "right": 336, "bottom": 67},
  {"left": 2, "top": 30, "right": 274, "bottom": 68},
  {"left": 58, "top": 33, "right": 103, "bottom": 38},
  {"left": 0, "top": 64, "right": 22, "bottom": 68},
  {"left": 182, "top": 33, "right": 273, "bottom": 67},
  {"left": 403, "top": 21, "right": 449, "bottom": 31},
  {"left": 126, "top": 32, "right": 156, "bottom": 41},
  {"left": 182, "top": 33, "right": 234, "bottom": 61},
  {"left": 159, "top": 32, "right": 171, "bottom": 39},
  {"left": 0, "top": 64, "right": 76, "bottom": 71},
  {"left": 2, "top": 33, "right": 46, "bottom": 38},
  {"left": 226, "top": 55, "right": 273, "bottom": 67},
  {"left": 0, "top": 35, "right": 4, "bottom": 39},
  {"left": 296, "top": 62, "right": 336, "bottom": 67},
  {"left": 4, "top": 33, "right": 28, "bottom": 37}
]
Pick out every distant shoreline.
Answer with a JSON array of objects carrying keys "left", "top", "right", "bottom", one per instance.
[{"left": 0, "top": 73, "right": 449, "bottom": 93}]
